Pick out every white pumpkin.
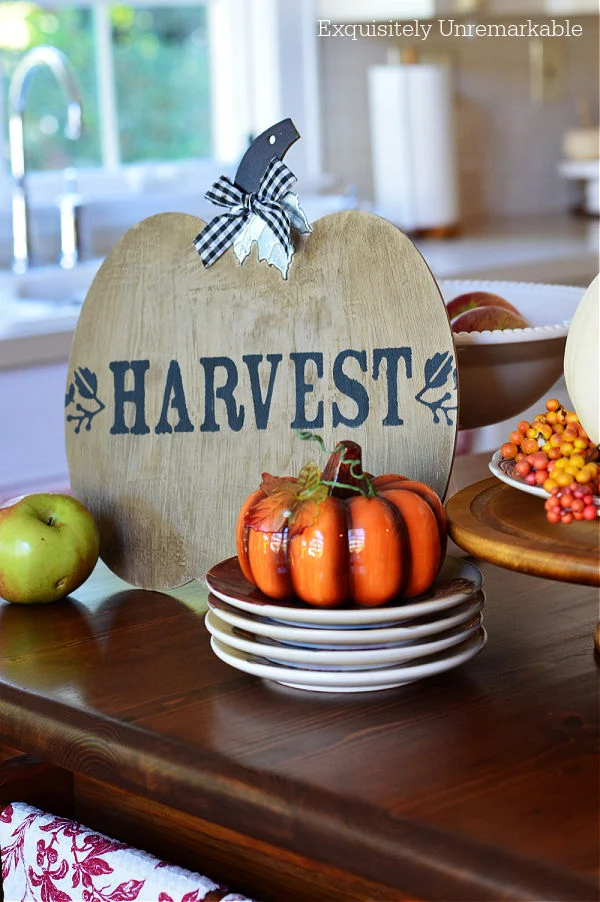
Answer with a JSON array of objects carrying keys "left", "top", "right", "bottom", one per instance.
[{"left": 564, "top": 274, "right": 599, "bottom": 445}]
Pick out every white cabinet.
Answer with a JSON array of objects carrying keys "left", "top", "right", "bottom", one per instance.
[
  {"left": 545, "top": 0, "right": 598, "bottom": 10},
  {"left": 0, "top": 363, "right": 70, "bottom": 498},
  {"left": 317, "top": 1, "right": 436, "bottom": 22},
  {"left": 484, "top": 0, "right": 598, "bottom": 12}
]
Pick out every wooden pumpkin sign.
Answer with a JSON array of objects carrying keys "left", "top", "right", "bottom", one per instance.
[{"left": 66, "top": 130, "right": 457, "bottom": 589}]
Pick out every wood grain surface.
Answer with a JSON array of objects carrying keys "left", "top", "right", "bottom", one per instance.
[
  {"left": 74, "top": 777, "right": 416, "bottom": 902},
  {"left": 65, "top": 210, "right": 457, "bottom": 589},
  {"left": 0, "top": 552, "right": 597, "bottom": 901},
  {"left": 0, "top": 755, "right": 74, "bottom": 818},
  {"left": 446, "top": 478, "right": 600, "bottom": 585}
]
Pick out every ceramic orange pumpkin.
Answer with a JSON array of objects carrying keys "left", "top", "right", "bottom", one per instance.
[{"left": 235, "top": 441, "right": 447, "bottom": 608}]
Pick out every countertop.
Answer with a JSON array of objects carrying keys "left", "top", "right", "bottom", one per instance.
[
  {"left": 415, "top": 213, "right": 599, "bottom": 284},
  {"left": 0, "top": 213, "right": 598, "bottom": 371}
]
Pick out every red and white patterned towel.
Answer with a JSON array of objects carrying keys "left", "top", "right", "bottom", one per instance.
[{"left": 0, "top": 802, "right": 257, "bottom": 902}]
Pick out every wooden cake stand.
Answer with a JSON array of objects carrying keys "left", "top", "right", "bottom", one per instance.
[{"left": 446, "top": 477, "right": 600, "bottom": 587}]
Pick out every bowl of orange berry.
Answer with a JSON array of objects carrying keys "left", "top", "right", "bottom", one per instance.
[{"left": 489, "top": 397, "right": 599, "bottom": 524}]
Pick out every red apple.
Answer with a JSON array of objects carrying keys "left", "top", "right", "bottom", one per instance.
[
  {"left": 450, "top": 306, "right": 530, "bottom": 333},
  {"left": 446, "top": 291, "right": 523, "bottom": 321},
  {"left": 0, "top": 493, "right": 100, "bottom": 604}
]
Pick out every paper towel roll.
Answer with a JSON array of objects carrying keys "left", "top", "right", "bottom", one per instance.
[{"left": 368, "top": 64, "right": 459, "bottom": 231}]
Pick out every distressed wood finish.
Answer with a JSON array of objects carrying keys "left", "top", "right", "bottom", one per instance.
[
  {"left": 0, "top": 547, "right": 597, "bottom": 901},
  {"left": 446, "top": 478, "right": 600, "bottom": 586},
  {"left": 65, "top": 210, "right": 457, "bottom": 589}
]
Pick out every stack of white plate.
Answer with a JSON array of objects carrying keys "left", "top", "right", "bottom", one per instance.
[{"left": 204, "top": 555, "right": 486, "bottom": 693}]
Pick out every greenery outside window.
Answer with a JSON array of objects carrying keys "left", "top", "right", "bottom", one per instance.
[
  {"left": 0, "top": 0, "right": 320, "bottom": 256},
  {"left": 0, "top": 1, "right": 211, "bottom": 173}
]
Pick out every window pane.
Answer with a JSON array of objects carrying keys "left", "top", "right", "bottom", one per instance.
[
  {"left": 0, "top": 3, "right": 101, "bottom": 170},
  {"left": 111, "top": 4, "right": 211, "bottom": 164},
  {"left": 0, "top": 2, "right": 212, "bottom": 173}
]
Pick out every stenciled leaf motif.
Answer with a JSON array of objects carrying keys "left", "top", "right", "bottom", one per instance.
[
  {"left": 415, "top": 350, "right": 458, "bottom": 426},
  {"left": 73, "top": 367, "right": 97, "bottom": 400},
  {"left": 78, "top": 366, "right": 97, "bottom": 392},
  {"left": 67, "top": 365, "right": 106, "bottom": 433},
  {"left": 423, "top": 352, "right": 453, "bottom": 390}
]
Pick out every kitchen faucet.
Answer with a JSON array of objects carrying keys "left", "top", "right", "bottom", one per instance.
[{"left": 8, "top": 45, "right": 83, "bottom": 273}]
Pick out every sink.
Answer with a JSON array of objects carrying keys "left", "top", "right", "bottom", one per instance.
[
  {"left": 0, "top": 259, "right": 103, "bottom": 339},
  {"left": 0, "top": 259, "right": 103, "bottom": 306}
]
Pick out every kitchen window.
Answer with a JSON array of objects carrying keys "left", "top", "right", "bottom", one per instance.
[
  {"left": 0, "top": 2, "right": 212, "bottom": 170},
  {"left": 0, "top": 0, "right": 320, "bottom": 232}
]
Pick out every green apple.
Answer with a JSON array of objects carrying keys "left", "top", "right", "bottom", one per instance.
[{"left": 0, "top": 493, "right": 100, "bottom": 604}]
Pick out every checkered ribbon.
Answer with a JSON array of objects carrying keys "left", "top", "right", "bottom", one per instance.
[{"left": 194, "top": 157, "right": 296, "bottom": 267}]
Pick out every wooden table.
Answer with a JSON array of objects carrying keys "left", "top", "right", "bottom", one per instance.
[
  {"left": 0, "top": 455, "right": 598, "bottom": 901},
  {"left": 0, "top": 562, "right": 598, "bottom": 900}
]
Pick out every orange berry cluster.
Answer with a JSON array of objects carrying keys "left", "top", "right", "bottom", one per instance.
[{"left": 500, "top": 399, "right": 599, "bottom": 524}]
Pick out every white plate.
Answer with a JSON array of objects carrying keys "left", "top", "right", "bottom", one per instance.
[
  {"left": 207, "top": 591, "right": 485, "bottom": 647},
  {"left": 440, "top": 280, "right": 583, "bottom": 343},
  {"left": 209, "top": 628, "right": 487, "bottom": 692},
  {"left": 205, "top": 555, "right": 483, "bottom": 626},
  {"left": 205, "top": 609, "right": 482, "bottom": 669},
  {"left": 490, "top": 450, "right": 600, "bottom": 508},
  {"left": 489, "top": 450, "right": 549, "bottom": 499}
]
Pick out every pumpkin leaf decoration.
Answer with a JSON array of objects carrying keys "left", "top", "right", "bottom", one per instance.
[
  {"left": 244, "top": 434, "right": 378, "bottom": 540},
  {"left": 245, "top": 462, "right": 329, "bottom": 536}
]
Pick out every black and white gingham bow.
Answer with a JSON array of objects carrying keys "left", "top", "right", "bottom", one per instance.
[{"left": 194, "top": 157, "right": 296, "bottom": 267}]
